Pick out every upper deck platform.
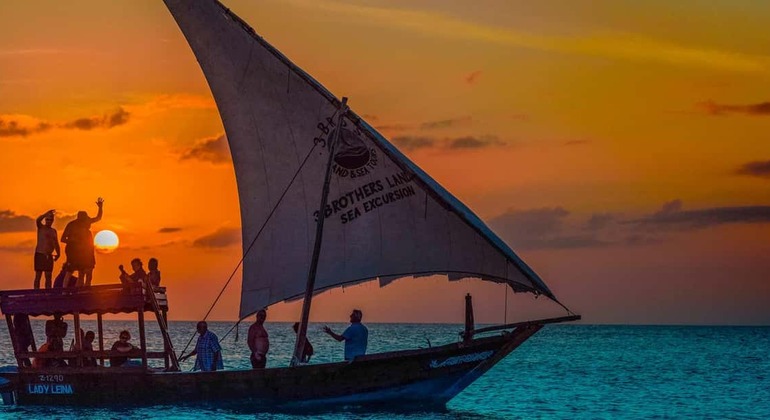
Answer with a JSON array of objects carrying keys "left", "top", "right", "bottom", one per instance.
[{"left": 0, "top": 284, "right": 168, "bottom": 317}]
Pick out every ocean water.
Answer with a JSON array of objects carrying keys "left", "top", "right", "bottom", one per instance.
[{"left": 0, "top": 321, "right": 768, "bottom": 419}]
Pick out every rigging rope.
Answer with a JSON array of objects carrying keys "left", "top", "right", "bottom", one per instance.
[{"left": 178, "top": 134, "right": 327, "bottom": 357}]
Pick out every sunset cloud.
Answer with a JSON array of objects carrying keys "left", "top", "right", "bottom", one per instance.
[
  {"left": 735, "top": 160, "right": 770, "bottom": 179},
  {"left": 0, "top": 117, "right": 52, "bottom": 137},
  {"left": 62, "top": 107, "right": 131, "bottom": 130},
  {"left": 392, "top": 135, "right": 435, "bottom": 151},
  {"left": 630, "top": 200, "right": 770, "bottom": 229},
  {"left": 489, "top": 207, "right": 610, "bottom": 250},
  {"left": 158, "top": 227, "right": 183, "bottom": 233},
  {"left": 419, "top": 116, "right": 472, "bottom": 130},
  {"left": 192, "top": 227, "right": 240, "bottom": 248},
  {"left": 180, "top": 134, "right": 231, "bottom": 164},
  {"left": 697, "top": 100, "right": 770, "bottom": 116},
  {"left": 447, "top": 135, "right": 504, "bottom": 149},
  {"left": 0, "top": 210, "right": 34, "bottom": 233}
]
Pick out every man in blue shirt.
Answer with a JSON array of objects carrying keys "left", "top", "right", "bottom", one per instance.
[{"left": 323, "top": 309, "right": 368, "bottom": 361}]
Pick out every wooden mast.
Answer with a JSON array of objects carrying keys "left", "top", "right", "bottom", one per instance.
[{"left": 291, "top": 97, "right": 349, "bottom": 366}]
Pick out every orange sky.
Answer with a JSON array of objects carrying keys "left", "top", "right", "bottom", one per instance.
[{"left": 1, "top": 0, "right": 769, "bottom": 324}]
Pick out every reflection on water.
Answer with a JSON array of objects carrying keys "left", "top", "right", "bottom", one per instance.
[{"left": 0, "top": 321, "right": 768, "bottom": 418}]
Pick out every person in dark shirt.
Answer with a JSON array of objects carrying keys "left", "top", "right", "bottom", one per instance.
[
  {"left": 118, "top": 258, "right": 147, "bottom": 285},
  {"left": 110, "top": 330, "right": 137, "bottom": 367},
  {"left": 147, "top": 258, "right": 161, "bottom": 287},
  {"left": 45, "top": 313, "right": 68, "bottom": 341},
  {"left": 61, "top": 197, "right": 103, "bottom": 287}
]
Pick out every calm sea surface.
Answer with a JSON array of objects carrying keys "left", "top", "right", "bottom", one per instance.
[{"left": 0, "top": 321, "right": 768, "bottom": 419}]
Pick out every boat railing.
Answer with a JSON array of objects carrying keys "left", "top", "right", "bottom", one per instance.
[{"left": 461, "top": 314, "right": 582, "bottom": 341}]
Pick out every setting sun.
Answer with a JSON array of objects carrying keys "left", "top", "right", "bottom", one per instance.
[{"left": 94, "top": 230, "right": 120, "bottom": 254}]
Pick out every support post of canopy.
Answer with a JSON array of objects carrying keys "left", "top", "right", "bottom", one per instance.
[
  {"left": 73, "top": 312, "right": 82, "bottom": 367},
  {"left": 138, "top": 308, "right": 148, "bottom": 369},
  {"left": 97, "top": 312, "right": 104, "bottom": 366},
  {"left": 5, "top": 315, "right": 22, "bottom": 368},
  {"left": 291, "top": 97, "right": 349, "bottom": 367},
  {"left": 463, "top": 294, "right": 474, "bottom": 343}
]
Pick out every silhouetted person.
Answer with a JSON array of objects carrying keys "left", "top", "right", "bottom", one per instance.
[
  {"left": 33, "top": 209, "right": 60, "bottom": 289},
  {"left": 110, "top": 330, "right": 137, "bottom": 367},
  {"left": 323, "top": 309, "right": 368, "bottom": 361},
  {"left": 33, "top": 337, "right": 67, "bottom": 369},
  {"left": 292, "top": 322, "right": 313, "bottom": 363},
  {"left": 61, "top": 197, "right": 103, "bottom": 287},
  {"left": 13, "top": 314, "right": 34, "bottom": 367},
  {"left": 119, "top": 258, "right": 147, "bottom": 285},
  {"left": 179, "top": 321, "right": 223, "bottom": 371},
  {"left": 247, "top": 310, "right": 269, "bottom": 368},
  {"left": 147, "top": 257, "right": 161, "bottom": 287},
  {"left": 82, "top": 330, "right": 97, "bottom": 366},
  {"left": 53, "top": 262, "right": 78, "bottom": 288},
  {"left": 45, "top": 313, "right": 68, "bottom": 341}
]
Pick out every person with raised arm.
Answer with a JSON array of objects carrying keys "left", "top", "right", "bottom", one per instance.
[
  {"left": 61, "top": 197, "right": 104, "bottom": 287},
  {"left": 33, "top": 209, "right": 60, "bottom": 289}
]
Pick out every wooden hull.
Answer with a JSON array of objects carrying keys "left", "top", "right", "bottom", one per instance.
[{"left": 2, "top": 325, "right": 541, "bottom": 408}]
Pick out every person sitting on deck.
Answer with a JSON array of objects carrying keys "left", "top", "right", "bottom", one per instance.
[
  {"left": 110, "top": 330, "right": 137, "bottom": 367},
  {"left": 118, "top": 258, "right": 147, "bottom": 285},
  {"left": 45, "top": 313, "right": 68, "bottom": 341},
  {"left": 179, "top": 321, "right": 223, "bottom": 371},
  {"left": 147, "top": 257, "right": 161, "bottom": 287},
  {"left": 247, "top": 309, "right": 269, "bottom": 369},
  {"left": 82, "top": 329, "right": 97, "bottom": 367},
  {"left": 33, "top": 337, "right": 67, "bottom": 369},
  {"left": 292, "top": 322, "right": 313, "bottom": 363},
  {"left": 53, "top": 262, "right": 78, "bottom": 288},
  {"left": 323, "top": 309, "right": 368, "bottom": 361}
]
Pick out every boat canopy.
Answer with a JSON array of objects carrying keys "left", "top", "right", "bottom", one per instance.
[
  {"left": 164, "top": 0, "right": 560, "bottom": 319},
  {"left": 0, "top": 284, "right": 168, "bottom": 317}
]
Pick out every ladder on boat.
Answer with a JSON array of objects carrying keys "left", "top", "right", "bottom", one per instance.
[{"left": 144, "top": 281, "right": 180, "bottom": 371}]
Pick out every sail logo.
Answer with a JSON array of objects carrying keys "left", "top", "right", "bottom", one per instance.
[
  {"left": 429, "top": 351, "right": 494, "bottom": 369},
  {"left": 332, "top": 128, "right": 378, "bottom": 178},
  {"left": 27, "top": 383, "right": 74, "bottom": 395}
]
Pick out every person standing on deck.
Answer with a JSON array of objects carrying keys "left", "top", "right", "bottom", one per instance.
[
  {"left": 33, "top": 209, "right": 60, "bottom": 289},
  {"left": 179, "top": 321, "right": 223, "bottom": 371},
  {"left": 323, "top": 309, "right": 368, "bottom": 361},
  {"left": 61, "top": 197, "right": 103, "bottom": 287},
  {"left": 247, "top": 309, "right": 269, "bottom": 368},
  {"left": 292, "top": 322, "right": 313, "bottom": 363}
]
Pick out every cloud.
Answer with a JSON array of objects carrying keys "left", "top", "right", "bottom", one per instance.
[
  {"left": 419, "top": 116, "right": 472, "bottom": 130},
  {"left": 158, "top": 227, "right": 183, "bottom": 233},
  {"left": 0, "top": 210, "right": 35, "bottom": 233},
  {"left": 63, "top": 107, "right": 131, "bottom": 130},
  {"left": 374, "top": 123, "right": 412, "bottom": 132},
  {"left": 447, "top": 135, "right": 505, "bottom": 149},
  {"left": 0, "top": 240, "right": 35, "bottom": 253},
  {"left": 630, "top": 200, "right": 770, "bottom": 230},
  {"left": 585, "top": 213, "right": 614, "bottom": 231},
  {"left": 180, "top": 134, "right": 231, "bottom": 164},
  {"left": 296, "top": 0, "right": 770, "bottom": 73},
  {"left": 391, "top": 136, "right": 435, "bottom": 151},
  {"left": 392, "top": 135, "right": 506, "bottom": 151},
  {"left": 465, "top": 70, "right": 482, "bottom": 85},
  {"left": 0, "top": 117, "right": 52, "bottom": 137},
  {"left": 0, "top": 107, "right": 130, "bottom": 138},
  {"left": 698, "top": 100, "right": 770, "bottom": 116},
  {"left": 489, "top": 207, "right": 610, "bottom": 250},
  {"left": 735, "top": 160, "right": 770, "bottom": 179},
  {"left": 192, "top": 227, "right": 240, "bottom": 248},
  {"left": 564, "top": 139, "right": 590, "bottom": 146}
]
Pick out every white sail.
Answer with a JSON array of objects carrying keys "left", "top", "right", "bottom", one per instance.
[{"left": 163, "top": 0, "right": 559, "bottom": 318}]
